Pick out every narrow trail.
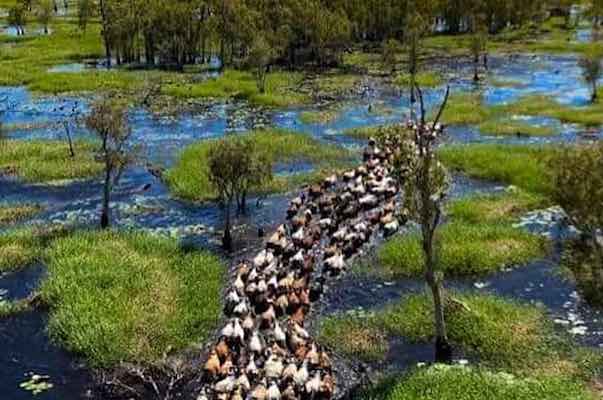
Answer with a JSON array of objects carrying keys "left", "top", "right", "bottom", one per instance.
[{"left": 197, "top": 128, "right": 413, "bottom": 400}]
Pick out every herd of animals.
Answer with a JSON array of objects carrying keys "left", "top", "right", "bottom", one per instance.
[{"left": 198, "top": 122, "right": 441, "bottom": 400}]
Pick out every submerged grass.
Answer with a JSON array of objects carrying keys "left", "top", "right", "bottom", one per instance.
[
  {"left": 41, "top": 230, "right": 224, "bottom": 368},
  {"left": 478, "top": 120, "right": 557, "bottom": 137},
  {"left": 394, "top": 72, "right": 443, "bottom": 88},
  {"left": 0, "top": 140, "right": 102, "bottom": 182},
  {"left": 0, "top": 203, "right": 43, "bottom": 226},
  {"left": 166, "top": 129, "right": 354, "bottom": 202},
  {"left": 439, "top": 144, "right": 553, "bottom": 195}
]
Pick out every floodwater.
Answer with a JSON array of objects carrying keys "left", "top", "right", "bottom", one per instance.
[{"left": 1, "top": 48, "right": 603, "bottom": 398}]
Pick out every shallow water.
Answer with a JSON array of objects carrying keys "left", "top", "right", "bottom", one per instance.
[{"left": 0, "top": 311, "right": 94, "bottom": 400}]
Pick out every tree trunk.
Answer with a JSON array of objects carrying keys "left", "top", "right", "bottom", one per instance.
[
  {"left": 101, "top": 167, "right": 111, "bottom": 229},
  {"left": 64, "top": 122, "right": 75, "bottom": 157},
  {"left": 592, "top": 82, "right": 598, "bottom": 102},
  {"left": 223, "top": 200, "right": 233, "bottom": 251},
  {"left": 426, "top": 266, "right": 452, "bottom": 363}
]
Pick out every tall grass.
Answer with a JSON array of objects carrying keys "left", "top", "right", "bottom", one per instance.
[{"left": 41, "top": 230, "right": 224, "bottom": 368}]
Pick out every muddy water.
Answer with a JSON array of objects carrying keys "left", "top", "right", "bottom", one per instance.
[{"left": 1, "top": 51, "right": 602, "bottom": 397}]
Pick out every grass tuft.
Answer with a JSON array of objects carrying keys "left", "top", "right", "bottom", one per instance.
[{"left": 41, "top": 230, "right": 224, "bottom": 368}]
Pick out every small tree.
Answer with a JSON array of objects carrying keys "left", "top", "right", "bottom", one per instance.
[
  {"left": 55, "top": 99, "right": 81, "bottom": 158},
  {"left": 550, "top": 144, "right": 603, "bottom": 296},
  {"left": 580, "top": 49, "right": 603, "bottom": 102},
  {"left": 77, "top": 0, "right": 94, "bottom": 33},
  {"left": 208, "top": 137, "right": 273, "bottom": 251},
  {"left": 37, "top": 0, "right": 53, "bottom": 34},
  {"left": 248, "top": 35, "right": 274, "bottom": 93},
  {"left": 382, "top": 38, "right": 401, "bottom": 75},
  {"left": 85, "top": 96, "right": 133, "bottom": 229},
  {"left": 470, "top": 13, "right": 488, "bottom": 82},
  {"left": 392, "top": 85, "right": 452, "bottom": 362},
  {"left": 8, "top": 4, "right": 27, "bottom": 36}
]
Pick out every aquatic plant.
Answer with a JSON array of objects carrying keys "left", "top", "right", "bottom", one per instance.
[{"left": 0, "top": 203, "right": 43, "bottom": 226}]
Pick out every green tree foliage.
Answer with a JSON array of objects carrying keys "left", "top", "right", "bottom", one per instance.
[
  {"left": 208, "top": 136, "right": 272, "bottom": 251},
  {"left": 37, "top": 0, "right": 54, "bottom": 34},
  {"left": 382, "top": 38, "right": 402, "bottom": 74},
  {"left": 248, "top": 35, "right": 275, "bottom": 93},
  {"left": 77, "top": 0, "right": 94, "bottom": 33},
  {"left": 84, "top": 96, "right": 133, "bottom": 229},
  {"left": 8, "top": 3, "right": 27, "bottom": 36},
  {"left": 92, "top": 0, "right": 549, "bottom": 71},
  {"left": 550, "top": 144, "right": 603, "bottom": 294}
]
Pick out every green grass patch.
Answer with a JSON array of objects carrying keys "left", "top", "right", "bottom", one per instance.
[
  {"left": 439, "top": 144, "right": 553, "bottom": 195},
  {"left": 41, "top": 230, "right": 224, "bottom": 368},
  {"left": 0, "top": 203, "right": 43, "bottom": 226},
  {"left": 478, "top": 120, "right": 557, "bottom": 137},
  {"left": 0, "top": 140, "right": 102, "bottom": 183},
  {"left": 447, "top": 190, "right": 546, "bottom": 225},
  {"left": 163, "top": 70, "right": 308, "bottom": 107},
  {"left": 378, "top": 365, "right": 597, "bottom": 400},
  {"left": 394, "top": 72, "right": 443, "bottom": 88},
  {"left": 166, "top": 129, "right": 354, "bottom": 202},
  {"left": 380, "top": 292, "right": 555, "bottom": 371},
  {"left": 320, "top": 291, "right": 602, "bottom": 377},
  {"left": 437, "top": 93, "right": 493, "bottom": 125},
  {"left": 318, "top": 311, "right": 388, "bottom": 362},
  {"left": 314, "top": 73, "right": 360, "bottom": 95},
  {"left": 0, "top": 226, "right": 68, "bottom": 272},
  {"left": 378, "top": 221, "right": 546, "bottom": 278}
]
